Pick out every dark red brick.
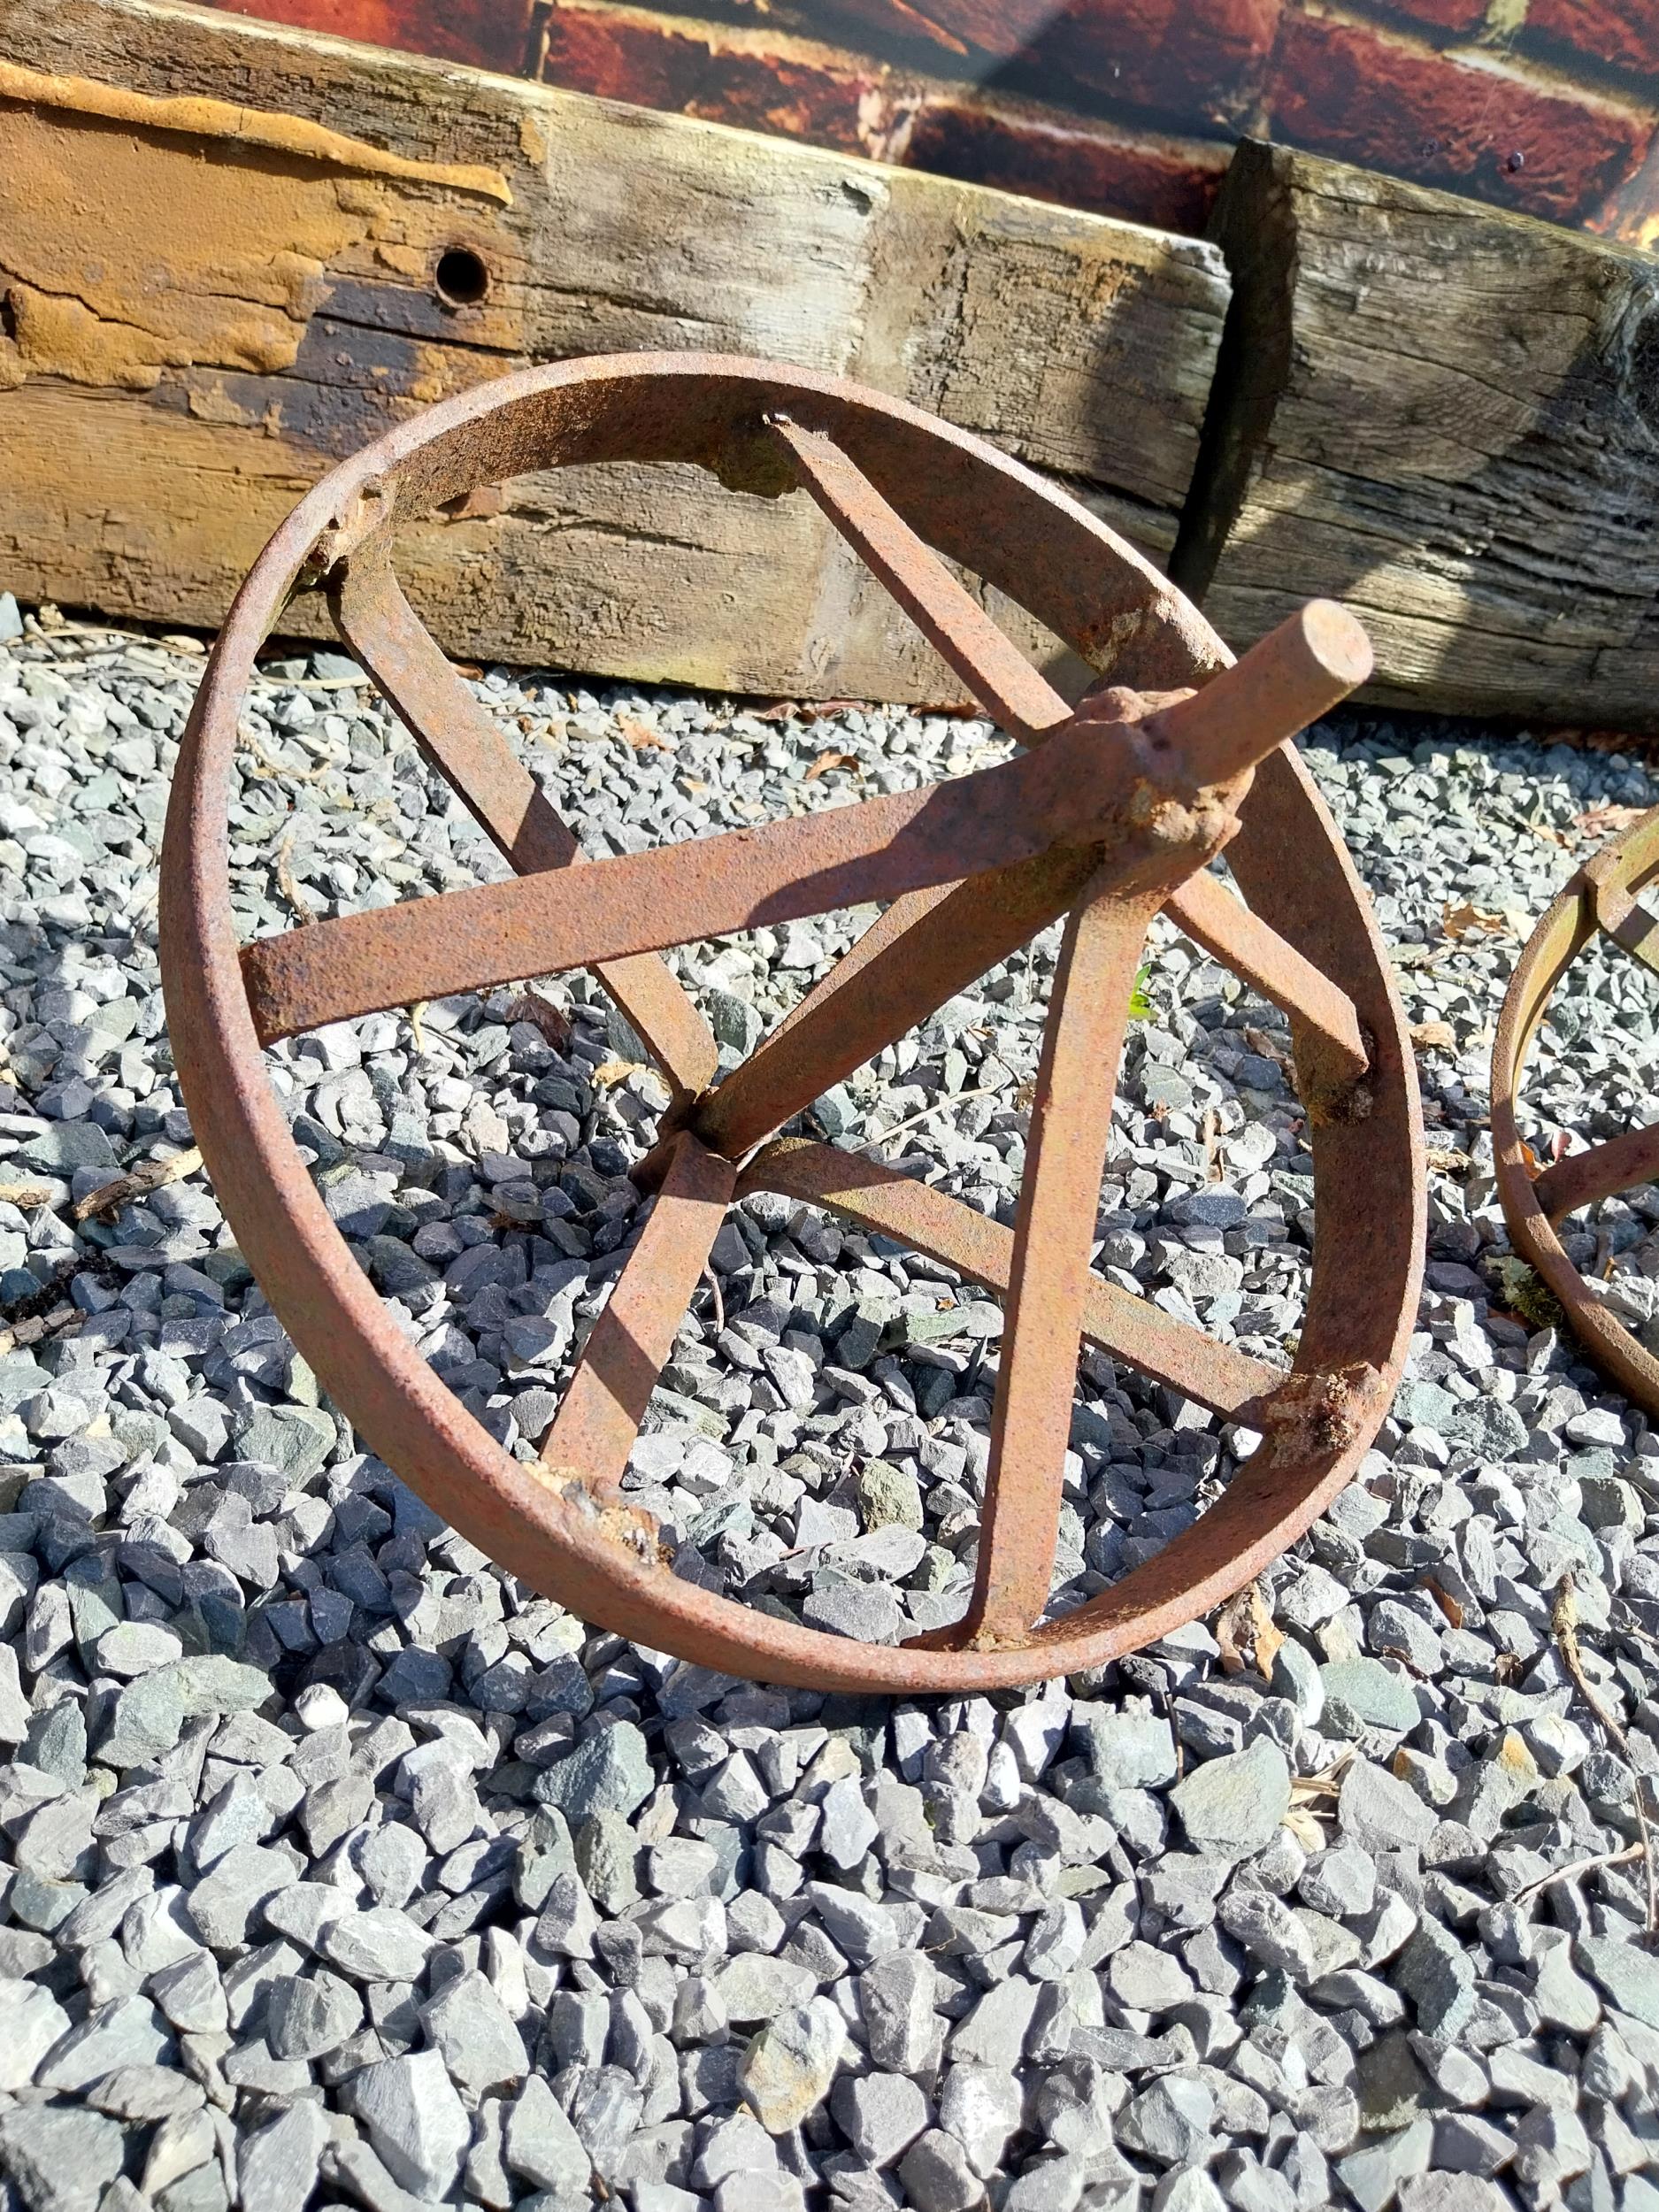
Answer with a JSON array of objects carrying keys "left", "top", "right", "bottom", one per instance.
[
  {"left": 541, "top": 5, "right": 883, "bottom": 149},
  {"left": 205, "top": 0, "right": 537, "bottom": 74},
  {"left": 787, "top": 0, "right": 1281, "bottom": 130},
  {"left": 1263, "top": 9, "right": 1655, "bottom": 225},
  {"left": 196, "top": 0, "right": 1659, "bottom": 242},
  {"left": 540, "top": 4, "right": 1225, "bottom": 229},
  {"left": 902, "top": 100, "right": 1226, "bottom": 229},
  {"left": 1005, "top": 0, "right": 1285, "bottom": 131},
  {"left": 812, "top": 0, "right": 1064, "bottom": 65},
  {"left": 1354, "top": 0, "right": 1486, "bottom": 35},
  {"left": 1525, "top": 0, "right": 1659, "bottom": 82}
]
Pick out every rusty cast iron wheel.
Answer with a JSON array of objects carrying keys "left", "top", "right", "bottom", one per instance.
[
  {"left": 1493, "top": 805, "right": 1659, "bottom": 1413},
  {"left": 160, "top": 352, "right": 1425, "bottom": 1693}
]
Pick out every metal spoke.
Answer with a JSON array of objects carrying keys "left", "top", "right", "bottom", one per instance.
[
  {"left": 1593, "top": 877, "right": 1659, "bottom": 981},
  {"left": 691, "top": 849, "right": 1094, "bottom": 1162},
  {"left": 692, "top": 602, "right": 1375, "bottom": 1160},
  {"left": 537, "top": 1133, "right": 733, "bottom": 1492},
  {"left": 1132, "top": 600, "right": 1372, "bottom": 790},
  {"left": 767, "top": 416, "right": 1071, "bottom": 741},
  {"left": 957, "top": 888, "right": 1158, "bottom": 1644},
  {"left": 241, "top": 711, "right": 1198, "bottom": 1046},
  {"left": 1167, "top": 868, "right": 1368, "bottom": 1087},
  {"left": 1532, "top": 1124, "right": 1659, "bottom": 1224},
  {"left": 333, "top": 559, "right": 719, "bottom": 1100},
  {"left": 737, "top": 1139, "right": 1279, "bottom": 1419}
]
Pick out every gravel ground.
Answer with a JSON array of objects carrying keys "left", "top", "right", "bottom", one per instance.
[{"left": 1, "top": 595, "right": 1658, "bottom": 2212}]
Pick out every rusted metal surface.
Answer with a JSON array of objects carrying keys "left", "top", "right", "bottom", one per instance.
[
  {"left": 734, "top": 1138, "right": 1281, "bottom": 1422},
  {"left": 1165, "top": 868, "right": 1368, "bottom": 1098},
  {"left": 161, "top": 350, "right": 1425, "bottom": 1691},
  {"left": 1493, "top": 807, "right": 1659, "bottom": 1415},
  {"left": 535, "top": 1131, "right": 735, "bottom": 1494},
  {"left": 331, "top": 557, "right": 721, "bottom": 1103},
  {"left": 242, "top": 695, "right": 1269, "bottom": 1045},
  {"left": 964, "top": 885, "right": 1162, "bottom": 1646}
]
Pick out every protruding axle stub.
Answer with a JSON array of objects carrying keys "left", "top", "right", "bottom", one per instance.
[
  {"left": 979, "top": 605, "right": 1375, "bottom": 904},
  {"left": 161, "top": 351, "right": 1423, "bottom": 1695},
  {"left": 1141, "top": 600, "right": 1373, "bottom": 788}
]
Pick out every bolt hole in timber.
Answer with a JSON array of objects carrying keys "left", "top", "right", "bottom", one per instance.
[
  {"left": 434, "top": 244, "right": 490, "bottom": 308},
  {"left": 159, "top": 353, "right": 1425, "bottom": 1693}
]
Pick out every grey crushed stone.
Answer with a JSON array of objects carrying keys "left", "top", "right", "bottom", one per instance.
[
  {"left": 0, "top": 2100, "right": 127, "bottom": 2212},
  {"left": 352, "top": 2046, "right": 473, "bottom": 2197},
  {"left": 236, "top": 2097, "right": 331, "bottom": 2212},
  {"left": 0, "top": 609, "right": 1657, "bottom": 2206},
  {"left": 1170, "top": 1736, "right": 1291, "bottom": 1859}
]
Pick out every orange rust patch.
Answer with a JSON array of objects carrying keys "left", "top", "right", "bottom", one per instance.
[
  {"left": 549, "top": 1472, "right": 672, "bottom": 1569},
  {"left": 1258, "top": 1362, "right": 1382, "bottom": 1455}
]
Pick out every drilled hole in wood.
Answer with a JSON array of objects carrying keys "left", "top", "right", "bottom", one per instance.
[{"left": 434, "top": 247, "right": 489, "bottom": 309}]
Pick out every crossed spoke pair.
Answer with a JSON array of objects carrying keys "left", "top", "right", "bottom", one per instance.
[{"left": 248, "top": 416, "right": 1376, "bottom": 1649}]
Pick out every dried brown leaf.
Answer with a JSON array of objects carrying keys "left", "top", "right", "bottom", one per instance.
[
  {"left": 1440, "top": 901, "right": 1507, "bottom": 941},
  {"left": 1249, "top": 1586, "right": 1285, "bottom": 1678},
  {"left": 0, "top": 1182, "right": 57, "bottom": 1210},
  {"left": 1241, "top": 1025, "right": 1294, "bottom": 1074},
  {"left": 1422, "top": 1578, "right": 1464, "bottom": 1631},
  {"left": 274, "top": 828, "right": 315, "bottom": 926},
  {"left": 803, "top": 749, "right": 858, "bottom": 783},
  {"left": 1202, "top": 1107, "right": 1223, "bottom": 1183},
  {"left": 1212, "top": 1583, "right": 1285, "bottom": 1680},
  {"left": 1214, "top": 1589, "right": 1252, "bottom": 1675},
  {"left": 752, "top": 698, "right": 869, "bottom": 724},
  {"left": 1575, "top": 803, "right": 1647, "bottom": 840},
  {"left": 503, "top": 990, "right": 572, "bottom": 1053},
  {"left": 1409, "top": 1020, "right": 1457, "bottom": 1053}
]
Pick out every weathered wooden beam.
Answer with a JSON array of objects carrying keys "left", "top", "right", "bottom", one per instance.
[
  {"left": 0, "top": 0, "right": 1230, "bottom": 703},
  {"left": 1171, "top": 138, "right": 1659, "bottom": 729}
]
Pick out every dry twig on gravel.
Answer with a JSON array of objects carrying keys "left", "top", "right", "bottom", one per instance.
[
  {"left": 71, "top": 1147, "right": 204, "bottom": 1224},
  {"left": 1554, "top": 1572, "right": 1659, "bottom": 1936}
]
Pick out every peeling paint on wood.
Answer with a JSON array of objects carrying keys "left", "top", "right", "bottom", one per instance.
[
  {"left": 0, "top": 59, "right": 512, "bottom": 198},
  {"left": 0, "top": 0, "right": 1231, "bottom": 704}
]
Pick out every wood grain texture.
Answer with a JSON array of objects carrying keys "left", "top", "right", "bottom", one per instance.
[
  {"left": 1172, "top": 139, "right": 1659, "bottom": 728},
  {"left": 0, "top": 0, "right": 1230, "bottom": 703}
]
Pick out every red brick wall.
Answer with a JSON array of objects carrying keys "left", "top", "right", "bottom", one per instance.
[
  {"left": 1265, "top": 7, "right": 1653, "bottom": 222},
  {"left": 204, "top": 0, "right": 1659, "bottom": 242},
  {"left": 213, "top": 0, "right": 540, "bottom": 73}
]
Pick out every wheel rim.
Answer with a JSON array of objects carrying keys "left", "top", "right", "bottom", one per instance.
[
  {"left": 1492, "top": 806, "right": 1659, "bottom": 1415},
  {"left": 160, "top": 351, "right": 1425, "bottom": 1692}
]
